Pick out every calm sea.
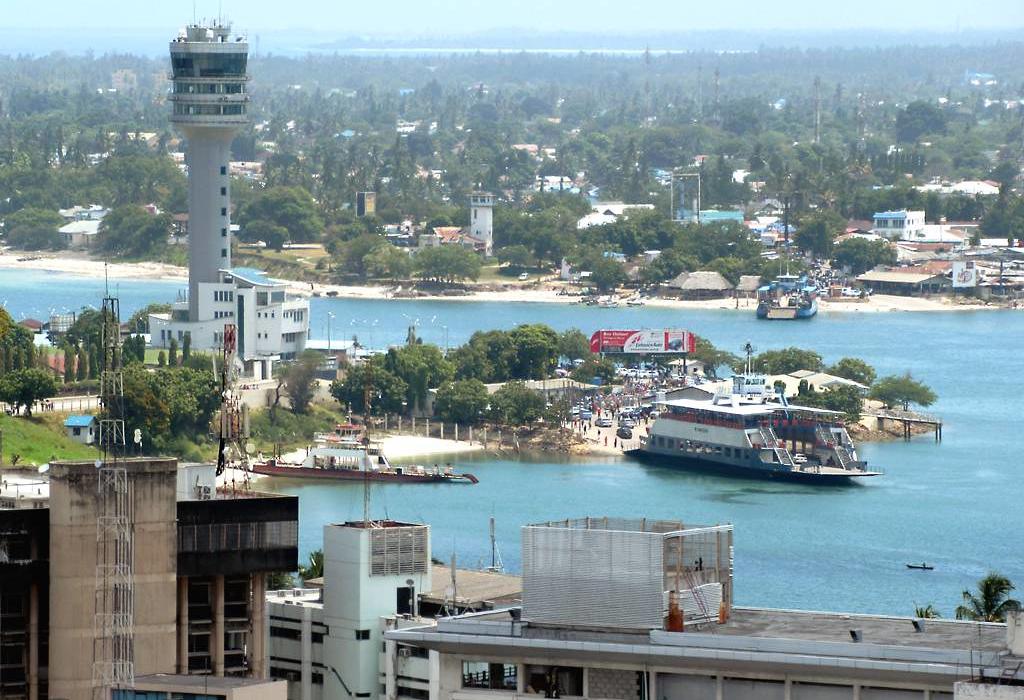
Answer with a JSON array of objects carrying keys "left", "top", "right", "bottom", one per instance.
[{"left": 6, "top": 268, "right": 1020, "bottom": 616}]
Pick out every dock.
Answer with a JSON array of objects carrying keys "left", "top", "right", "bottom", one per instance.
[{"left": 869, "top": 408, "right": 943, "bottom": 442}]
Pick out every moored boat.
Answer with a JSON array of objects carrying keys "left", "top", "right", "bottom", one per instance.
[
  {"left": 756, "top": 274, "right": 818, "bottom": 320},
  {"left": 629, "top": 374, "right": 879, "bottom": 484},
  {"left": 250, "top": 424, "right": 478, "bottom": 484}
]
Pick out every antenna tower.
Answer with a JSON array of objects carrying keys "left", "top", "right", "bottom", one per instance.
[
  {"left": 712, "top": 68, "right": 721, "bottom": 124},
  {"left": 93, "top": 296, "right": 134, "bottom": 698},
  {"left": 216, "top": 324, "right": 250, "bottom": 486}
]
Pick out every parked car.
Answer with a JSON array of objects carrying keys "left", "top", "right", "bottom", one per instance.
[
  {"left": 618, "top": 418, "right": 636, "bottom": 429},
  {"left": 616, "top": 427, "right": 633, "bottom": 440},
  {"left": 518, "top": 272, "right": 530, "bottom": 281},
  {"left": 595, "top": 417, "right": 613, "bottom": 428},
  {"left": 579, "top": 410, "right": 593, "bottom": 421}
]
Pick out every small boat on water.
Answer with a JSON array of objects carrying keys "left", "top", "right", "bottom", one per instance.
[
  {"left": 249, "top": 423, "right": 479, "bottom": 484},
  {"left": 626, "top": 297, "right": 646, "bottom": 307},
  {"left": 906, "top": 563, "right": 934, "bottom": 570},
  {"left": 757, "top": 274, "right": 818, "bottom": 320}
]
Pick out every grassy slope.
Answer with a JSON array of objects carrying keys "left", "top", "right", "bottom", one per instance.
[{"left": 0, "top": 413, "right": 99, "bottom": 466}]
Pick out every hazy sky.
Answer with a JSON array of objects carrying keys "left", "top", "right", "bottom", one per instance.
[{"left": 3, "top": 0, "right": 1023, "bottom": 35}]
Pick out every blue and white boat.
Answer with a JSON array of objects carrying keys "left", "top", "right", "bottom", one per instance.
[{"left": 756, "top": 274, "right": 818, "bottom": 320}]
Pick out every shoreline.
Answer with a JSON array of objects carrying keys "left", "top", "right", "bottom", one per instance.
[{"left": 0, "top": 251, "right": 1001, "bottom": 314}]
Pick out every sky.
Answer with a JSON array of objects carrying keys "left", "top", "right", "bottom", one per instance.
[{"left": 2, "top": 0, "right": 1023, "bottom": 37}]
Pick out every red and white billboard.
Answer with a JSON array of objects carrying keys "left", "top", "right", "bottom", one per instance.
[{"left": 589, "top": 329, "right": 696, "bottom": 355}]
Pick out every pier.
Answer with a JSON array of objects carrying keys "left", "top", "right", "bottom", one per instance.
[{"left": 869, "top": 408, "right": 943, "bottom": 442}]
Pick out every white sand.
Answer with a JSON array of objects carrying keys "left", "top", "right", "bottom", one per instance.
[
  {"left": 377, "top": 434, "right": 484, "bottom": 460},
  {"left": 0, "top": 252, "right": 998, "bottom": 314}
]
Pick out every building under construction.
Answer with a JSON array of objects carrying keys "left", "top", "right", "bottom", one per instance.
[{"left": 0, "top": 458, "right": 297, "bottom": 700}]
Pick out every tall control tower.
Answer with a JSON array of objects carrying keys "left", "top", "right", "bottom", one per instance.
[{"left": 169, "top": 24, "right": 248, "bottom": 321}]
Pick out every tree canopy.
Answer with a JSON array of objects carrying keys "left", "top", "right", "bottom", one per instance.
[{"left": 869, "top": 373, "right": 937, "bottom": 411}]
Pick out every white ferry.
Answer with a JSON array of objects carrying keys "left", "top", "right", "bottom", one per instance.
[{"left": 630, "top": 375, "right": 880, "bottom": 484}]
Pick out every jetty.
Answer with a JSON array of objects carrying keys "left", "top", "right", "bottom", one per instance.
[{"left": 868, "top": 407, "right": 943, "bottom": 442}]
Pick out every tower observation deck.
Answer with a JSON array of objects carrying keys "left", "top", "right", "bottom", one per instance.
[{"left": 169, "top": 24, "right": 249, "bottom": 321}]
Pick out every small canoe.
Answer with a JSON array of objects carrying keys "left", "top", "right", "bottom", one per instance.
[{"left": 906, "top": 563, "right": 934, "bottom": 570}]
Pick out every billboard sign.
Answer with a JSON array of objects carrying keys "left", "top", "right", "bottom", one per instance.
[
  {"left": 952, "top": 261, "right": 978, "bottom": 288},
  {"left": 590, "top": 329, "right": 696, "bottom": 355}
]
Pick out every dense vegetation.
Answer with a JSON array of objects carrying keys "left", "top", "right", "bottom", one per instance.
[{"left": 1, "top": 43, "right": 1022, "bottom": 279}]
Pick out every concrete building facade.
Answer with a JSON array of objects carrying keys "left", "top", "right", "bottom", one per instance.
[
  {"left": 0, "top": 458, "right": 298, "bottom": 700},
  {"left": 386, "top": 516, "right": 1024, "bottom": 700}
]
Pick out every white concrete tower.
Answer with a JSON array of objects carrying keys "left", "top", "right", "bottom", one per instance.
[
  {"left": 469, "top": 192, "right": 494, "bottom": 256},
  {"left": 169, "top": 24, "right": 248, "bottom": 321}
]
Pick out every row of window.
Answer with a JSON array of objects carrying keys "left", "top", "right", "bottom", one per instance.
[
  {"left": 653, "top": 435, "right": 754, "bottom": 461},
  {"left": 213, "top": 311, "right": 234, "bottom": 319},
  {"left": 174, "top": 81, "right": 245, "bottom": 94},
  {"left": 283, "top": 309, "right": 305, "bottom": 321},
  {"left": 214, "top": 290, "right": 235, "bottom": 302},
  {"left": 173, "top": 103, "right": 246, "bottom": 116}
]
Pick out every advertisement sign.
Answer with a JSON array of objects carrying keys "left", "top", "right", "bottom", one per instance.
[
  {"left": 589, "top": 329, "right": 696, "bottom": 354},
  {"left": 952, "top": 261, "right": 978, "bottom": 289}
]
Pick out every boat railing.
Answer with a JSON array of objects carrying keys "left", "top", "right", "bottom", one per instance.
[{"left": 757, "top": 425, "right": 795, "bottom": 467}]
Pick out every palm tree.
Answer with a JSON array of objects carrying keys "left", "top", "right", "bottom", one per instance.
[
  {"left": 955, "top": 572, "right": 1021, "bottom": 622},
  {"left": 299, "top": 549, "right": 324, "bottom": 581},
  {"left": 914, "top": 603, "right": 940, "bottom": 619}
]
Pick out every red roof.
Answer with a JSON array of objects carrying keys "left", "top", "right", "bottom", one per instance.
[{"left": 18, "top": 318, "right": 43, "bottom": 330}]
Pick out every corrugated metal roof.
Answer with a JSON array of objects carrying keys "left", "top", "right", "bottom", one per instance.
[{"left": 64, "top": 415, "right": 96, "bottom": 428}]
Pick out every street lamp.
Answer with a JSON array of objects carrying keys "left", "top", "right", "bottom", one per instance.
[{"left": 327, "top": 311, "right": 335, "bottom": 352}]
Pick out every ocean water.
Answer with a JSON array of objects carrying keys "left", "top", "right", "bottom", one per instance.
[{"left": 5, "top": 267, "right": 1020, "bottom": 616}]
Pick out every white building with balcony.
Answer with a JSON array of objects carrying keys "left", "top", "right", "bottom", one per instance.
[
  {"left": 150, "top": 267, "right": 309, "bottom": 378},
  {"left": 872, "top": 210, "right": 926, "bottom": 241}
]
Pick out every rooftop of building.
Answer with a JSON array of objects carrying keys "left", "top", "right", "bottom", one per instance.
[
  {"left": 422, "top": 565, "right": 522, "bottom": 610},
  {"left": 528, "top": 516, "right": 722, "bottom": 535},
  {"left": 389, "top": 605, "right": 1008, "bottom": 668},
  {"left": 135, "top": 673, "right": 282, "bottom": 691},
  {"left": 222, "top": 267, "right": 278, "bottom": 288}
]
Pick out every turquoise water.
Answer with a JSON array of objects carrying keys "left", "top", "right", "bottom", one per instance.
[{"left": 6, "top": 268, "right": 1021, "bottom": 616}]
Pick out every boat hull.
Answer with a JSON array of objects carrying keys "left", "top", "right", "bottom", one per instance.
[
  {"left": 250, "top": 463, "right": 478, "bottom": 484},
  {"left": 757, "top": 300, "right": 818, "bottom": 320},
  {"left": 625, "top": 448, "right": 870, "bottom": 485}
]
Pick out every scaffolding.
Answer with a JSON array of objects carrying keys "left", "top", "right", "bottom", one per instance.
[{"left": 93, "top": 296, "right": 134, "bottom": 698}]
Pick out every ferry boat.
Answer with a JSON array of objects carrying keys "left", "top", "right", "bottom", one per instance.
[
  {"left": 249, "top": 423, "right": 478, "bottom": 484},
  {"left": 629, "top": 375, "right": 879, "bottom": 484},
  {"left": 756, "top": 274, "right": 818, "bottom": 320}
]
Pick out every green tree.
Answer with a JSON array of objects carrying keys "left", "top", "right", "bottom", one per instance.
[
  {"left": 238, "top": 186, "right": 324, "bottom": 243},
  {"left": 157, "top": 351, "right": 166, "bottom": 367},
  {"left": 244, "top": 220, "right": 289, "bottom": 251},
  {"left": 0, "top": 368, "right": 57, "bottom": 416},
  {"left": 588, "top": 257, "right": 627, "bottom": 292},
  {"left": 751, "top": 347, "right": 824, "bottom": 375},
  {"left": 4, "top": 208, "right": 64, "bottom": 250},
  {"left": 833, "top": 238, "right": 897, "bottom": 275},
  {"left": 434, "top": 379, "right": 489, "bottom": 424},
  {"left": 62, "top": 345, "right": 74, "bottom": 383},
  {"left": 797, "top": 384, "right": 864, "bottom": 422},
  {"left": 896, "top": 101, "right": 947, "bottom": 143},
  {"left": 828, "top": 358, "right": 877, "bottom": 386},
  {"left": 413, "top": 245, "right": 482, "bottom": 284},
  {"left": 181, "top": 332, "right": 191, "bottom": 364},
  {"left": 98, "top": 205, "right": 172, "bottom": 258},
  {"left": 76, "top": 346, "right": 87, "bottom": 381},
  {"left": 363, "top": 244, "right": 412, "bottom": 281},
  {"left": 497, "top": 244, "right": 536, "bottom": 269},
  {"left": 508, "top": 324, "right": 560, "bottom": 379},
  {"left": 330, "top": 361, "right": 408, "bottom": 415},
  {"left": 168, "top": 337, "right": 178, "bottom": 367},
  {"left": 794, "top": 212, "right": 844, "bottom": 259},
  {"left": 690, "top": 336, "right": 740, "bottom": 379},
  {"left": 299, "top": 549, "right": 324, "bottom": 581},
  {"left": 869, "top": 373, "right": 937, "bottom": 411},
  {"left": 571, "top": 356, "right": 618, "bottom": 385},
  {"left": 383, "top": 343, "right": 454, "bottom": 414},
  {"left": 955, "top": 573, "right": 1020, "bottom": 622},
  {"left": 282, "top": 350, "right": 321, "bottom": 415},
  {"left": 914, "top": 604, "right": 941, "bottom": 619},
  {"left": 557, "top": 329, "right": 592, "bottom": 361},
  {"left": 488, "top": 381, "right": 546, "bottom": 424}
]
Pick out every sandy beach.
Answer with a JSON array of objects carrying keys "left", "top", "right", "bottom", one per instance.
[{"left": 0, "top": 251, "right": 998, "bottom": 314}]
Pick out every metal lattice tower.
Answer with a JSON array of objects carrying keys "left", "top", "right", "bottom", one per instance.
[
  {"left": 93, "top": 296, "right": 134, "bottom": 698},
  {"left": 216, "top": 323, "right": 251, "bottom": 485}
]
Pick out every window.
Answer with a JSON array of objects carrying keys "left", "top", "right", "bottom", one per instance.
[
  {"left": 221, "top": 249, "right": 227, "bottom": 258},
  {"left": 221, "top": 207, "right": 227, "bottom": 216},
  {"left": 270, "top": 626, "right": 301, "bottom": 640},
  {"left": 220, "top": 165, "right": 227, "bottom": 176},
  {"left": 220, "top": 186, "right": 227, "bottom": 196},
  {"left": 355, "top": 629, "right": 370, "bottom": 640},
  {"left": 463, "top": 662, "right": 517, "bottom": 691},
  {"left": 221, "top": 227, "right": 227, "bottom": 237}
]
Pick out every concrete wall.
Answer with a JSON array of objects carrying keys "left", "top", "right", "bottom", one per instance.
[
  {"left": 588, "top": 668, "right": 639, "bottom": 700},
  {"left": 956, "top": 683, "right": 1024, "bottom": 700},
  {"left": 48, "top": 458, "right": 178, "bottom": 700}
]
